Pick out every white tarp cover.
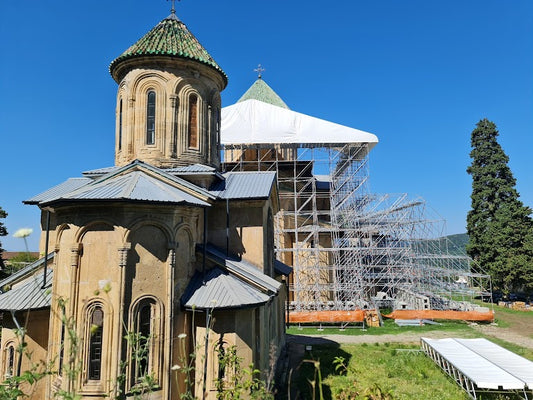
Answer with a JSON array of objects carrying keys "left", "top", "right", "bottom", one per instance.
[
  {"left": 221, "top": 99, "right": 379, "bottom": 147},
  {"left": 422, "top": 337, "right": 533, "bottom": 390}
]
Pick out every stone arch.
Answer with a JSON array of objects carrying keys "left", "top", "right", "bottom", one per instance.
[
  {"left": 75, "top": 220, "right": 115, "bottom": 244},
  {"left": 174, "top": 224, "right": 196, "bottom": 294},
  {"left": 126, "top": 218, "right": 173, "bottom": 246},
  {"left": 123, "top": 222, "right": 170, "bottom": 318}
]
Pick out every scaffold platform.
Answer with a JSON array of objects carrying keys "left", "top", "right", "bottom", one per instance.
[{"left": 421, "top": 337, "right": 533, "bottom": 399}]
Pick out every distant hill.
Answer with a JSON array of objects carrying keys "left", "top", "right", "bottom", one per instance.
[{"left": 445, "top": 233, "right": 469, "bottom": 255}]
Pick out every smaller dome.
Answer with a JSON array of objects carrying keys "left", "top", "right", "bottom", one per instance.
[{"left": 109, "top": 13, "right": 227, "bottom": 86}]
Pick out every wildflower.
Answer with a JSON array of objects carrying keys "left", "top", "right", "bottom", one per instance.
[
  {"left": 171, "top": 364, "right": 181, "bottom": 371},
  {"left": 13, "top": 228, "right": 33, "bottom": 238},
  {"left": 98, "top": 279, "right": 112, "bottom": 293},
  {"left": 178, "top": 333, "right": 187, "bottom": 339}
]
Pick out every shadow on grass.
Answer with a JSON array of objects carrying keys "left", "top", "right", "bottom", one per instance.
[{"left": 280, "top": 334, "right": 352, "bottom": 400}]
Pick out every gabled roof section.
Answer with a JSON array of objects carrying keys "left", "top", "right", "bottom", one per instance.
[
  {"left": 221, "top": 99, "right": 378, "bottom": 148},
  {"left": 0, "top": 254, "right": 54, "bottom": 312},
  {"left": 203, "top": 244, "right": 281, "bottom": 294},
  {"left": 109, "top": 12, "right": 227, "bottom": 86},
  {"left": 24, "top": 177, "right": 93, "bottom": 205},
  {"left": 83, "top": 166, "right": 120, "bottom": 178},
  {"left": 182, "top": 244, "right": 281, "bottom": 310},
  {"left": 237, "top": 78, "right": 289, "bottom": 109},
  {"left": 31, "top": 160, "right": 214, "bottom": 207},
  {"left": 210, "top": 171, "right": 276, "bottom": 200},
  {"left": 0, "top": 253, "right": 53, "bottom": 290},
  {"left": 181, "top": 269, "right": 270, "bottom": 310}
]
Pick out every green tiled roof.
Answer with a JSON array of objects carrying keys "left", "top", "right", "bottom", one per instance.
[
  {"left": 237, "top": 78, "right": 289, "bottom": 109},
  {"left": 110, "top": 13, "right": 226, "bottom": 84}
]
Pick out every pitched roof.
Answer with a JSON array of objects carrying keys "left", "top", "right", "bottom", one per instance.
[
  {"left": 210, "top": 171, "right": 276, "bottom": 200},
  {"left": 181, "top": 268, "right": 270, "bottom": 310},
  {"left": 181, "top": 244, "right": 281, "bottom": 310},
  {"left": 203, "top": 244, "right": 281, "bottom": 294},
  {"left": 25, "top": 177, "right": 93, "bottom": 205},
  {"left": 29, "top": 160, "right": 213, "bottom": 207},
  {"left": 237, "top": 78, "right": 289, "bottom": 109},
  {"left": 0, "top": 254, "right": 54, "bottom": 312},
  {"left": 109, "top": 13, "right": 227, "bottom": 85}
]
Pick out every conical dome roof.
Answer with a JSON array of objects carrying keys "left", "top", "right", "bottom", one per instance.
[
  {"left": 237, "top": 78, "right": 289, "bottom": 109},
  {"left": 110, "top": 13, "right": 227, "bottom": 85}
]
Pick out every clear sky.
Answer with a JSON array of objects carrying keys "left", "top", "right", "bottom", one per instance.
[{"left": 1, "top": 1, "right": 532, "bottom": 252}]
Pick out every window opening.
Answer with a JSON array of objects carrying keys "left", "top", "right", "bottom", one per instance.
[
  {"left": 6, "top": 345, "right": 15, "bottom": 377},
  {"left": 134, "top": 302, "right": 152, "bottom": 380},
  {"left": 119, "top": 99, "right": 123, "bottom": 151},
  {"left": 188, "top": 94, "right": 198, "bottom": 148},
  {"left": 146, "top": 91, "right": 156, "bottom": 145},
  {"left": 88, "top": 307, "right": 104, "bottom": 380}
]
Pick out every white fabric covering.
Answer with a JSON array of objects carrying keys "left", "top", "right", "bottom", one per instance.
[{"left": 221, "top": 99, "right": 378, "bottom": 147}]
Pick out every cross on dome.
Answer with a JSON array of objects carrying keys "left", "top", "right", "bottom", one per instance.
[
  {"left": 254, "top": 64, "right": 265, "bottom": 79},
  {"left": 167, "top": 0, "right": 180, "bottom": 14}
]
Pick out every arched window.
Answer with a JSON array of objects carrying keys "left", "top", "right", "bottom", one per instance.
[
  {"left": 188, "top": 93, "right": 198, "bottom": 148},
  {"left": 58, "top": 321, "right": 66, "bottom": 376},
  {"left": 133, "top": 301, "right": 153, "bottom": 381},
  {"left": 129, "top": 297, "right": 162, "bottom": 389},
  {"left": 146, "top": 91, "right": 156, "bottom": 145},
  {"left": 3, "top": 343, "right": 16, "bottom": 377},
  {"left": 118, "top": 98, "right": 123, "bottom": 151},
  {"left": 88, "top": 306, "right": 104, "bottom": 380}
]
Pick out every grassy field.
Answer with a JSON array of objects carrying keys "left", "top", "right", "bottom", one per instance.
[
  {"left": 293, "top": 342, "right": 470, "bottom": 400},
  {"left": 286, "top": 306, "right": 533, "bottom": 399},
  {"left": 286, "top": 318, "right": 474, "bottom": 336}
]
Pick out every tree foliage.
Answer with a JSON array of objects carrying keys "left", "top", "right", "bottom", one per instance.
[
  {"left": 0, "top": 206, "right": 7, "bottom": 269},
  {"left": 466, "top": 119, "right": 533, "bottom": 294}
]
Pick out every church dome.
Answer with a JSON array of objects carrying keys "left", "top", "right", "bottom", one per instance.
[{"left": 109, "top": 12, "right": 227, "bottom": 87}]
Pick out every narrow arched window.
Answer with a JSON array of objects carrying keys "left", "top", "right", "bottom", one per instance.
[
  {"left": 146, "top": 91, "right": 156, "bottom": 145},
  {"left": 135, "top": 302, "right": 152, "bottom": 380},
  {"left": 5, "top": 344, "right": 15, "bottom": 377},
  {"left": 88, "top": 306, "right": 104, "bottom": 380},
  {"left": 188, "top": 93, "right": 198, "bottom": 148},
  {"left": 58, "top": 321, "right": 66, "bottom": 375},
  {"left": 118, "top": 99, "right": 123, "bottom": 151}
]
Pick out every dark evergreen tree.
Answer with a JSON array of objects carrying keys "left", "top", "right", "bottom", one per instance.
[
  {"left": 466, "top": 119, "right": 533, "bottom": 294},
  {"left": 0, "top": 206, "right": 7, "bottom": 270}
]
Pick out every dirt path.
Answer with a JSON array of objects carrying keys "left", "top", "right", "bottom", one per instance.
[{"left": 287, "top": 323, "right": 533, "bottom": 350}]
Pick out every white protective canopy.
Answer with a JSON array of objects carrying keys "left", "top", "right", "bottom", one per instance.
[{"left": 221, "top": 99, "right": 379, "bottom": 147}]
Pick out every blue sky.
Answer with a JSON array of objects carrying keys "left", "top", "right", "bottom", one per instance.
[{"left": 1, "top": 1, "right": 532, "bottom": 251}]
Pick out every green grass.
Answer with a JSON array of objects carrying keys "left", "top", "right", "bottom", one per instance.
[
  {"left": 292, "top": 343, "right": 470, "bottom": 400},
  {"left": 291, "top": 342, "right": 530, "bottom": 400},
  {"left": 286, "top": 318, "right": 474, "bottom": 336}
]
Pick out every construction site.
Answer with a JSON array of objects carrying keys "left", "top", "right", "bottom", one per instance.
[{"left": 220, "top": 81, "right": 493, "bottom": 325}]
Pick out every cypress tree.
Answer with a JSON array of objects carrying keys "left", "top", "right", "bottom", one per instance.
[
  {"left": 0, "top": 206, "right": 7, "bottom": 270},
  {"left": 466, "top": 119, "right": 533, "bottom": 294}
]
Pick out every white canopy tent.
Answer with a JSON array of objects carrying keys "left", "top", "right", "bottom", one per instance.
[{"left": 221, "top": 99, "right": 379, "bottom": 147}]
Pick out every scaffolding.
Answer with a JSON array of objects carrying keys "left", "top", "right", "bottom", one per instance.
[{"left": 221, "top": 142, "right": 491, "bottom": 314}]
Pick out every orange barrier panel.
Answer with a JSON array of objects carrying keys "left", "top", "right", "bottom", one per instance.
[
  {"left": 289, "top": 310, "right": 365, "bottom": 323},
  {"left": 383, "top": 309, "right": 494, "bottom": 322}
]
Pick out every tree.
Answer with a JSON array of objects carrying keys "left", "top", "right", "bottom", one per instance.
[
  {"left": 0, "top": 206, "right": 7, "bottom": 270},
  {"left": 466, "top": 119, "right": 533, "bottom": 294}
]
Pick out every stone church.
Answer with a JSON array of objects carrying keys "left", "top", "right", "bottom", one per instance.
[{"left": 0, "top": 8, "right": 288, "bottom": 400}]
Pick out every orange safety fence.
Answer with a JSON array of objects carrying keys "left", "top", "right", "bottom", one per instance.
[
  {"left": 383, "top": 309, "right": 494, "bottom": 322},
  {"left": 288, "top": 310, "right": 365, "bottom": 324}
]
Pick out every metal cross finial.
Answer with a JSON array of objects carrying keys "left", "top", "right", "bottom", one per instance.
[
  {"left": 168, "top": 0, "right": 180, "bottom": 14},
  {"left": 254, "top": 64, "right": 265, "bottom": 79}
]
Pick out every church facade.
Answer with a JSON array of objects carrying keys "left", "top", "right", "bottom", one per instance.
[{"left": 0, "top": 9, "right": 287, "bottom": 400}]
